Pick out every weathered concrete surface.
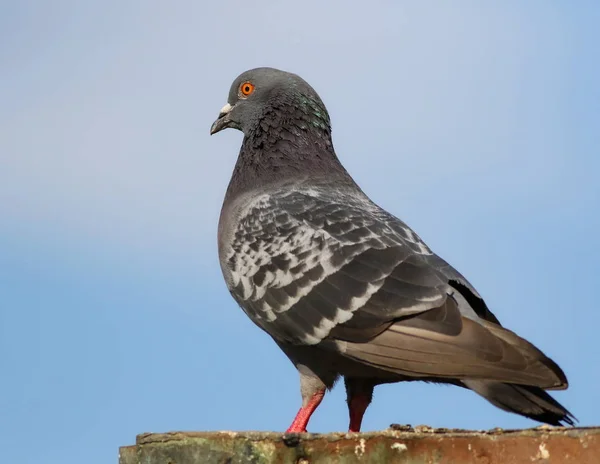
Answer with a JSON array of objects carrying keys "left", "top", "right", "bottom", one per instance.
[{"left": 119, "top": 425, "right": 600, "bottom": 464}]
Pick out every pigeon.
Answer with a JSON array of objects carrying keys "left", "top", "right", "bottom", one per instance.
[{"left": 210, "top": 67, "right": 574, "bottom": 433}]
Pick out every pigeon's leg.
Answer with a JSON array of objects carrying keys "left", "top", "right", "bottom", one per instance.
[
  {"left": 285, "top": 387, "right": 325, "bottom": 433},
  {"left": 285, "top": 365, "right": 332, "bottom": 433},
  {"left": 276, "top": 343, "right": 338, "bottom": 433},
  {"left": 345, "top": 377, "right": 375, "bottom": 433}
]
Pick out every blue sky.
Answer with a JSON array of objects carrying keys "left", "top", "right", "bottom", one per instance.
[{"left": 1, "top": 1, "right": 598, "bottom": 463}]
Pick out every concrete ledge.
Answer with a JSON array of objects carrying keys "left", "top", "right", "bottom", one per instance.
[{"left": 119, "top": 425, "right": 600, "bottom": 463}]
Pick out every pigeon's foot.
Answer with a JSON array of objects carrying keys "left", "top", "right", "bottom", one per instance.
[
  {"left": 285, "top": 388, "right": 325, "bottom": 433},
  {"left": 285, "top": 426, "right": 307, "bottom": 433}
]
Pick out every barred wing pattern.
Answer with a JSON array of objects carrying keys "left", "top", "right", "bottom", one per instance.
[{"left": 224, "top": 187, "right": 452, "bottom": 345}]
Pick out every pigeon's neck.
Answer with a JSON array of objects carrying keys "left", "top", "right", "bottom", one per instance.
[{"left": 225, "top": 100, "right": 352, "bottom": 199}]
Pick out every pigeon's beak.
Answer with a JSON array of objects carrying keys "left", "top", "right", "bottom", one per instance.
[{"left": 210, "top": 103, "right": 234, "bottom": 135}]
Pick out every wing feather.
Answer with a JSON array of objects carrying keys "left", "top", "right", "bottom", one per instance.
[
  {"left": 224, "top": 187, "right": 449, "bottom": 344},
  {"left": 338, "top": 298, "right": 566, "bottom": 388}
]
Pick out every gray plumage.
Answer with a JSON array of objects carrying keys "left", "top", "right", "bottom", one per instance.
[{"left": 211, "top": 67, "right": 574, "bottom": 431}]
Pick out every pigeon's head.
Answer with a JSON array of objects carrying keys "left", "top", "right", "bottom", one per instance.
[{"left": 210, "top": 67, "right": 329, "bottom": 137}]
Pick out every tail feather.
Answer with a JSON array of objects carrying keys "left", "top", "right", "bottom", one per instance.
[{"left": 463, "top": 380, "right": 576, "bottom": 426}]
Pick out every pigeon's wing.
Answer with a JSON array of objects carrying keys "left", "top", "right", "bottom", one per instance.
[
  {"left": 224, "top": 188, "right": 566, "bottom": 388},
  {"left": 422, "top": 252, "right": 501, "bottom": 324},
  {"left": 368, "top": 210, "right": 502, "bottom": 325},
  {"left": 224, "top": 187, "right": 448, "bottom": 345},
  {"left": 338, "top": 296, "right": 567, "bottom": 388}
]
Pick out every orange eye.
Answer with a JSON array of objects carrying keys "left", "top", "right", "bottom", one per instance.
[{"left": 240, "top": 82, "right": 255, "bottom": 97}]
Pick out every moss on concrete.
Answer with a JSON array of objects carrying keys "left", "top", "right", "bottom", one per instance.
[{"left": 119, "top": 426, "right": 600, "bottom": 464}]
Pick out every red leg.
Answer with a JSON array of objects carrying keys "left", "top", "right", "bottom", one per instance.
[
  {"left": 345, "top": 378, "right": 374, "bottom": 433},
  {"left": 348, "top": 393, "right": 371, "bottom": 432},
  {"left": 285, "top": 388, "right": 325, "bottom": 433}
]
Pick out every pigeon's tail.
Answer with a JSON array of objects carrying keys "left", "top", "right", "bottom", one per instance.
[{"left": 463, "top": 380, "right": 576, "bottom": 426}]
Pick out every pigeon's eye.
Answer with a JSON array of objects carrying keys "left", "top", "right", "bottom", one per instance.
[{"left": 240, "top": 82, "right": 255, "bottom": 97}]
